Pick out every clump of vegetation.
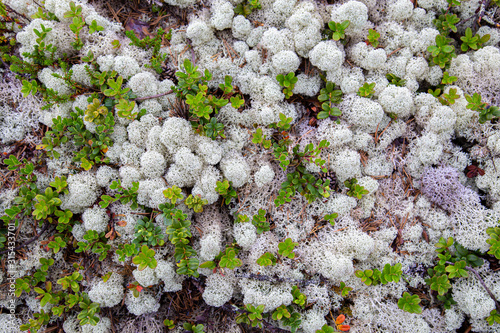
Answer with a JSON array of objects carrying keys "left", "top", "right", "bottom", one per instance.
[
  {"left": 172, "top": 59, "right": 244, "bottom": 139},
  {"left": 234, "top": 0, "right": 261, "bottom": 17},
  {"left": 325, "top": 20, "right": 350, "bottom": 43},
  {"left": 276, "top": 72, "right": 298, "bottom": 99}
]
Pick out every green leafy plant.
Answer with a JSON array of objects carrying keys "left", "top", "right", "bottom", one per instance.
[
  {"left": 465, "top": 92, "right": 500, "bottom": 124},
  {"left": 173, "top": 59, "right": 241, "bottom": 139},
  {"left": 47, "top": 236, "right": 67, "bottom": 254},
  {"left": 75, "top": 230, "right": 111, "bottom": 261},
  {"left": 325, "top": 20, "right": 350, "bottom": 42},
  {"left": 276, "top": 167, "right": 331, "bottom": 206},
  {"left": 32, "top": 187, "right": 62, "bottom": 220},
  {"left": 15, "top": 277, "right": 32, "bottom": 297},
  {"left": 278, "top": 238, "right": 298, "bottom": 259},
  {"left": 324, "top": 213, "right": 338, "bottom": 226},
  {"left": 317, "top": 81, "right": 342, "bottom": 119},
  {"left": 164, "top": 319, "right": 175, "bottom": 329},
  {"left": 338, "top": 281, "right": 352, "bottom": 298},
  {"left": 433, "top": 13, "right": 460, "bottom": 36},
  {"left": 215, "top": 179, "right": 238, "bottom": 204},
  {"left": 100, "top": 180, "right": 140, "bottom": 210},
  {"left": 219, "top": 247, "right": 243, "bottom": 269},
  {"left": 64, "top": 2, "right": 86, "bottom": 50},
  {"left": 111, "top": 39, "right": 121, "bottom": 49},
  {"left": 282, "top": 309, "right": 302, "bottom": 333},
  {"left": 236, "top": 304, "right": 265, "bottom": 328},
  {"left": 487, "top": 309, "right": 500, "bottom": 326},
  {"left": 427, "top": 34, "right": 456, "bottom": 69},
  {"left": 132, "top": 245, "right": 158, "bottom": 271},
  {"left": 386, "top": 73, "right": 406, "bottom": 87},
  {"left": 439, "top": 88, "right": 460, "bottom": 106},
  {"left": 436, "top": 292, "right": 457, "bottom": 310},
  {"left": 230, "top": 95, "right": 245, "bottom": 108},
  {"left": 252, "top": 209, "right": 270, "bottom": 234},
  {"left": 445, "top": 260, "right": 468, "bottom": 279},
  {"left": 183, "top": 323, "right": 205, "bottom": 333},
  {"left": 276, "top": 72, "right": 298, "bottom": 99},
  {"left": 160, "top": 202, "right": 199, "bottom": 277},
  {"left": 88, "top": 19, "right": 104, "bottom": 34},
  {"left": 204, "top": 117, "right": 226, "bottom": 139},
  {"left": 39, "top": 106, "right": 114, "bottom": 169},
  {"left": 234, "top": 0, "right": 261, "bottom": 17},
  {"left": 486, "top": 226, "right": 500, "bottom": 259},
  {"left": 163, "top": 185, "right": 184, "bottom": 204},
  {"left": 398, "top": 292, "right": 422, "bottom": 314},
  {"left": 57, "top": 271, "right": 83, "bottom": 293},
  {"left": 426, "top": 273, "right": 451, "bottom": 295},
  {"left": 272, "top": 304, "right": 291, "bottom": 321},
  {"left": 367, "top": 28, "right": 380, "bottom": 48},
  {"left": 344, "top": 179, "right": 369, "bottom": 199},
  {"left": 77, "top": 293, "right": 100, "bottom": 326},
  {"left": 84, "top": 98, "right": 109, "bottom": 124},
  {"left": 116, "top": 243, "right": 139, "bottom": 262},
  {"left": 441, "top": 71, "right": 458, "bottom": 85},
  {"left": 185, "top": 194, "right": 208, "bottom": 213},
  {"left": 355, "top": 263, "right": 402, "bottom": 286},
  {"left": 460, "top": 27, "right": 490, "bottom": 52},
  {"left": 125, "top": 27, "right": 171, "bottom": 74},
  {"left": 256, "top": 252, "right": 277, "bottom": 266},
  {"left": 252, "top": 127, "right": 272, "bottom": 149},
  {"left": 34, "top": 282, "right": 59, "bottom": 308},
  {"left": 357, "top": 82, "right": 376, "bottom": 98},
  {"left": 276, "top": 112, "right": 293, "bottom": 131},
  {"left": 133, "top": 218, "right": 165, "bottom": 248},
  {"left": 291, "top": 285, "right": 307, "bottom": 308}
]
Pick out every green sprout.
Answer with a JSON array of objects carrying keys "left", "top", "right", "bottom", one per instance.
[
  {"left": 185, "top": 194, "right": 208, "bottom": 213},
  {"left": 256, "top": 252, "right": 277, "bottom": 266},
  {"left": 276, "top": 72, "right": 298, "bottom": 99},
  {"left": 460, "top": 27, "right": 490, "bottom": 52},
  {"left": 278, "top": 238, "right": 299, "bottom": 259},
  {"left": 326, "top": 20, "right": 350, "bottom": 41},
  {"left": 398, "top": 292, "right": 422, "bottom": 314},
  {"left": 132, "top": 245, "right": 158, "bottom": 271},
  {"left": 357, "top": 82, "right": 376, "bottom": 98},
  {"left": 367, "top": 29, "right": 380, "bottom": 48}
]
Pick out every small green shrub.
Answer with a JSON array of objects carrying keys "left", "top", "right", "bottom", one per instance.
[
  {"left": 357, "top": 82, "right": 376, "bottom": 98},
  {"left": 236, "top": 304, "right": 265, "bottom": 328},
  {"left": 276, "top": 72, "right": 298, "bottom": 99},
  {"left": 234, "top": 0, "right": 261, "bottom": 17},
  {"left": 185, "top": 194, "right": 208, "bottom": 213},
  {"left": 183, "top": 323, "right": 205, "bottom": 333},
  {"left": 325, "top": 20, "right": 350, "bottom": 42},
  {"left": 344, "top": 179, "right": 369, "bottom": 199},
  {"left": 278, "top": 238, "right": 298, "bottom": 259},
  {"left": 427, "top": 34, "right": 456, "bottom": 69},
  {"left": 465, "top": 92, "right": 500, "bottom": 124},
  {"left": 460, "top": 27, "right": 490, "bottom": 52},
  {"left": 398, "top": 292, "right": 422, "bottom": 314},
  {"left": 291, "top": 286, "right": 307, "bottom": 308},
  {"left": 256, "top": 252, "right": 277, "bottom": 266},
  {"left": 133, "top": 218, "right": 165, "bottom": 248},
  {"left": 386, "top": 73, "right": 406, "bottom": 87},
  {"left": 433, "top": 13, "right": 460, "bottom": 36},
  {"left": 486, "top": 226, "right": 500, "bottom": 259},
  {"left": 355, "top": 263, "right": 402, "bottom": 286},
  {"left": 215, "top": 179, "right": 238, "bottom": 204},
  {"left": 367, "top": 29, "right": 380, "bottom": 48},
  {"left": 132, "top": 245, "right": 158, "bottom": 271},
  {"left": 317, "top": 81, "right": 342, "bottom": 119},
  {"left": 252, "top": 209, "right": 270, "bottom": 234}
]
